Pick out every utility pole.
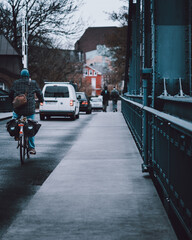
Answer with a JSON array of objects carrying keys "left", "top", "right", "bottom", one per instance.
[{"left": 22, "top": 1, "right": 28, "bottom": 68}]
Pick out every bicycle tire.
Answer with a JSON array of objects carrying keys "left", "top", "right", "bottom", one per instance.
[
  {"left": 19, "top": 136, "right": 25, "bottom": 165},
  {"left": 23, "top": 137, "right": 27, "bottom": 163},
  {"left": 25, "top": 137, "right": 30, "bottom": 159}
]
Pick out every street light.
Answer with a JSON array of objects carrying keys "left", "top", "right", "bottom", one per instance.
[{"left": 22, "top": 2, "right": 28, "bottom": 68}]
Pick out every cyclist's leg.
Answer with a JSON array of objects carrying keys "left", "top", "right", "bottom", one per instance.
[
  {"left": 12, "top": 111, "right": 19, "bottom": 119},
  {"left": 27, "top": 114, "right": 35, "bottom": 149},
  {"left": 12, "top": 112, "right": 20, "bottom": 140},
  {"left": 27, "top": 114, "right": 35, "bottom": 120},
  {"left": 28, "top": 136, "right": 35, "bottom": 149}
]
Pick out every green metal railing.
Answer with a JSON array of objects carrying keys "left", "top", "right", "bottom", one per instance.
[{"left": 121, "top": 96, "right": 192, "bottom": 238}]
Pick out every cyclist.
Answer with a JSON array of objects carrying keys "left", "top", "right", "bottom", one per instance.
[{"left": 9, "top": 68, "right": 44, "bottom": 155}]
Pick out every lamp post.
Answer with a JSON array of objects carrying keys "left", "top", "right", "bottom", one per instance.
[{"left": 22, "top": 2, "right": 28, "bottom": 68}]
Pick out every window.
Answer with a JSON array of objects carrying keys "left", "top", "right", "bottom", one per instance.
[
  {"left": 76, "top": 92, "right": 86, "bottom": 100},
  {"left": 89, "top": 70, "right": 93, "bottom": 76},
  {"left": 85, "top": 70, "right": 88, "bottom": 75},
  {"left": 44, "top": 86, "right": 69, "bottom": 98},
  {"left": 94, "top": 71, "right": 97, "bottom": 76}
]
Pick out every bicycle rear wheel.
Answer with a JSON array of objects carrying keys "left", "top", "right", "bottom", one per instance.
[
  {"left": 25, "top": 137, "right": 30, "bottom": 159},
  {"left": 19, "top": 134, "right": 30, "bottom": 165},
  {"left": 19, "top": 136, "right": 25, "bottom": 165}
]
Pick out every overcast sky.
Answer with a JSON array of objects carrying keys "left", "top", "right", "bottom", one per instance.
[
  {"left": 59, "top": 0, "right": 124, "bottom": 48},
  {"left": 80, "top": 0, "right": 123, "bottom": 27}
]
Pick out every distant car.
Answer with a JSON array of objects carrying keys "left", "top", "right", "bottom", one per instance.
[
  {"left": 39, "top": 82, "right": 80, "bottom": 120},
  {"left": 76, "top": 92, "right": 92, "bottom": 114},
  {"left": 90, "top": 97, "right": 103, "bottom": 111}
]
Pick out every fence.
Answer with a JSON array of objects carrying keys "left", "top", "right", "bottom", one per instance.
[{"left": 121, "top": 96, "right": 192, "bottom": 238}]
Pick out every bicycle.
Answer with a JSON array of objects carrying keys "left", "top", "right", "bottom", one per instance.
[
  {"left": 7, "top": 115, "right": 40, "bottom": 165},
  {"left": 17, "top": 116, "right": 30, "bottom": 165}
]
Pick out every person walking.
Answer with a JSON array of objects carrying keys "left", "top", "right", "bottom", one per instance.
[
  {"left": 9, "top": 68, "right": 44, "bottom": 155},
  {"left": 111, "top": 86, "right": 119, "bottom": 112},
  {"left": 101, "top": 86, "right": 110, "bottom": 112}
]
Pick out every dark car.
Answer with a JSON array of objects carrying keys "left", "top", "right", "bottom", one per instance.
[
  {"left": 76, "top": 92, "right": 92, "bottom": 114},
  {"left": 0, "top": 89, "right": 13, "bottom": 112}
]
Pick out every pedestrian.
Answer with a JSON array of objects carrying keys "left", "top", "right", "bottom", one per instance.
[
  {"left": 101, "top": 86, "right": 110, "bottom": 112},
  {"left": 9, "top": 68, "right": 44, "bottom": 155},
  {"left": 111, "top": 86, "right": 119, "bottom": 112}
]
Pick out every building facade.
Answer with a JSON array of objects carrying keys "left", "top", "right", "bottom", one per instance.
[
  {"left": 75, "top": 27, "right": 117, "bottom": 95},
  {"left": 83, "top": 65, "right": 102, "bottom": 96},
  {"left": 0, "top": 35, "right": 22, "bottom": 90}
]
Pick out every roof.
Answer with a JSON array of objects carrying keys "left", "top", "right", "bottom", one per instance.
[
  {"left": 75, "top": 27, "right": 117, "bottom": 52},
  {"left": 0, "top": 35, "right": 19, "bottom": 56},
  {"left": 85, "top": 64, "right": 102, "bottom": 75}
]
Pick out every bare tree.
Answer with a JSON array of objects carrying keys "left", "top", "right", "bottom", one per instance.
[
  {"left": 0, "top": 0, "right": 85, "bottom": 87},
  {"left": 104, "top": 1, "right": 128, "bottom": 84},
  {"left": 78, "top": 78, "right": 92, "bottom": 96},
  {"left": 0, "top": 0, "right": 84, "bottom": 50},
  {"left": 29, "top": 46, "right": 83, "bottom": 87}
]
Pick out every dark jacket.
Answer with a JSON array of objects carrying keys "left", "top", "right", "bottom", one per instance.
[
  {"left": 101, "top": 89, "right": 110, "bottom": 104},
  {"left": 9, "top": 78, "right": 44, "bottom": 116},
  {"left": 111, "top": 89, "right": 119, "bottom": 101}
]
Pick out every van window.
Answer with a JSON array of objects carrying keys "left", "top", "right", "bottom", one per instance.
[{"left": 44, "top": 86, "right": 69, "bottom": 98}]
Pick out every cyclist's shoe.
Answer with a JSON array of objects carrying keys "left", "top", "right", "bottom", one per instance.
[{"left": 29, "top": 148, "right": 36, "bottom": 155}]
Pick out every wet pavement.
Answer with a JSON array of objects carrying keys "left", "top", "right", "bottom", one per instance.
[{"left": 1, "top": 109, "right": 177, "bottom": 240}]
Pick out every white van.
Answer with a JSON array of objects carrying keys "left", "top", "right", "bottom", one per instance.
[{"left": 39, "top": 82, "right": 79, "bottom": 120}]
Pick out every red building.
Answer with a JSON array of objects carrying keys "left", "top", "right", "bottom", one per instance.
[{"left": 84, "top": 65, "right": 102, "bottom": 96}]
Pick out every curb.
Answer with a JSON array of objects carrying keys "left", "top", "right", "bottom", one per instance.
[
  {"left": 0, "top": 111, "right": 39, "bottom": 122},
  {"left": 0, "top": 116, "right": 12, "bottom": 121}
]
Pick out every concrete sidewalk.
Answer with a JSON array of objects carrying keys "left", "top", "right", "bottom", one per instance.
[
  {"left": 2, "top": 112, "right": 177, "bottom": 240},
  {"left": 0, "top": 112, "right": 12, "bottom": 121}
]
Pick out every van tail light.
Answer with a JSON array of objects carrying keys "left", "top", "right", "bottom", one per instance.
[
  {"left": 82, "top": 101, "right": 88, "bottom": 105},
  {"left": 70, "top": 100, "right": 74, "bottom": 106}
]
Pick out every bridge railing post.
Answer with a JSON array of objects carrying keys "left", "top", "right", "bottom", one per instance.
[
  {"left": 142, "top": 68, "right": 152, "bottom": 172},
  {"left": 142, "top": 78, "right": 148, "bottom": 172}
]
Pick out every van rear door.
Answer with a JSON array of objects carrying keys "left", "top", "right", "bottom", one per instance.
[{"left": 44, "top": 85, "right": 70, "bottom": 111}]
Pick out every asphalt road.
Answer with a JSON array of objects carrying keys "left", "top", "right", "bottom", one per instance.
[{"left": 0, "top": 112, "right": 93, "bottom": 237}]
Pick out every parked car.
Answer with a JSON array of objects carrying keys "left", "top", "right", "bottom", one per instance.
[
  {"left": 76, "top": 92, "right": 92, "bottom": 114},
  {"left": 0, "top": 89, "right": 13, "bottom": 112},
  {"left": 90, "top": 96, "right": 103, "bottom": 111},
  {"left": 39, "top": 82, "right": 80, "bottom": 120}
]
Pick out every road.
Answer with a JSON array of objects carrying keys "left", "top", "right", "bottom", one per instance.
[{"left": 0, "top": 112, "right": 94, "bottom": 237}]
